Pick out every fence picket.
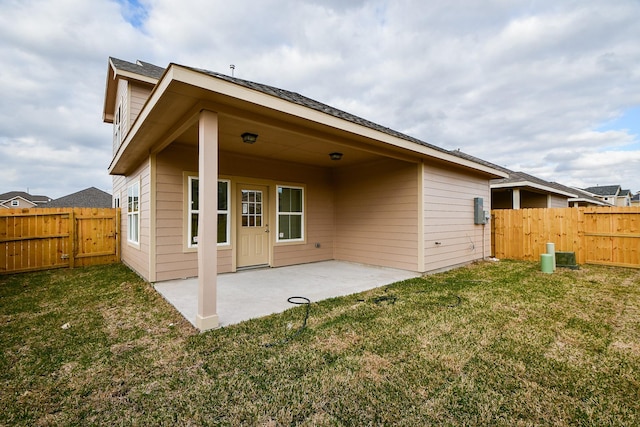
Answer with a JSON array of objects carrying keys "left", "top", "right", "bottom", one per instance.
[
  {"left": 0, "top": 207, "right": 120, "bottom": 274},
  {"left": 491, "top": 206, "right": 640, "bottom": 268}
]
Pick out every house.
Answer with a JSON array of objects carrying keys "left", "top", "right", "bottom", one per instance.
[
  {"left": 632, "top": 192, "right": 640, "bottom": 207},
  {"left": 103, "top": 57, "right": 507, "bottom": 330},
  {"left": 46, "top": 187, "right": 112, "bottom": 208},
  {"left": 450, "top": 152, "right": 605, "bottom": 209},
  {"left": 582, "top": 185, "right": 632, "bottom": 206},
  {"left": 0, "top": 191, "right": 51, "bottom": 209},
  {"left": 566, "top": 187, "right": 610, "bottom": 207}
]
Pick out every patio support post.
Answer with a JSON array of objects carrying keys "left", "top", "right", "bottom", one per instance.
[
  {"left": 512, "top": 189, "right": 521, "bottom": 210},
  {"left": 196, "top": 109, "right": 220, "bottom": 331}
]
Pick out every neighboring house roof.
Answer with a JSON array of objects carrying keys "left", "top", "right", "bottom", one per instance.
[
  {"left": 565, "top": 187, "right": 609, "bottom": 206},
  {"left": 47, "top": 187, "right": 112, "bottom": 208},
  {"left": 105, "top": 57, "right": 508, "bottom": 179},
  {"left": 492, "top": 171, "right": 578, "bottom": 198},
  {"left": 620, "top": 189, "right": 631, "bottom": 197},
  {"left": 582, "top": 185, "right": 621, "bottom": 196},
  {"left": 451, "top": 151, "right": 607, "bottom": 205},
  {"left": 0, "top": 191, "right": 51, "bottom": 204}
]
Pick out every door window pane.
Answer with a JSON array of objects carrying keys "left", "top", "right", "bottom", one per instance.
[{"left": 241, "top": 190, "right": 263, "bottom": 228}]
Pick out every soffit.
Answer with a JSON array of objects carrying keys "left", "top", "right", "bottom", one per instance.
[{"left": 109, "top": 66, "right": 507, "bottom": 178}]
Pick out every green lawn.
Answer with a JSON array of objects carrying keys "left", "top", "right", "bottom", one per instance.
[{"left": 1, "top": 261, "right": 639, "bottom": 426}]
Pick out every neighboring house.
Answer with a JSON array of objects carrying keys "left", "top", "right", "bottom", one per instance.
[
  {"left": 566, "top": 187, "right": 611, "bottom": 207},
  {"left": 491, "top": 171, "right": 582, "bottom": 209},
  {"left": 631, "top": 192, "right": 640, "bottom": 207},
  {"left": 0, "top": 191, "right": 51, "bottom": 209},
  {"left": 103, "top": 57, "right": 507, "bottom": 330},
  {"left": 582, "top": 185, "right": 632, "bottom": 206},
  {"left": 451, "top": 152, "right": 605, "bottom": 209},
  {"left": 46, "top": 187, "right": 112, "bottom": 208}
]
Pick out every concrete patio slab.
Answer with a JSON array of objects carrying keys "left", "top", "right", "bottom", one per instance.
[{"left": 154, "top": 260, "right": 420, "bottom": 328}]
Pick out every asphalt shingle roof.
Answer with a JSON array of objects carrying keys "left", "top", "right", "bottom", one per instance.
[
  {"left": 583, "top": 185, "right": 621, "bottom": 196},
  {"left": 47, "top": 187, "right": 112, "bottom": 208},
  {"left": 185, "top": 65, "right": 457, "bottom": 156},
  {"left": 110, "top": 57, "right": 458, "bottom": 158},
  {"left": 446, "top": 151, "right": 604, "bottom": 204},
  {"left": 0, "top": 191, "right": 51, "bottom": 203},
  {"left": 110, "top": 57, "right": 165, "bottom": 80}
]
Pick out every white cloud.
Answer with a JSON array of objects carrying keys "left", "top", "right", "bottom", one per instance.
[{"left": 1, "top": 0, "right": 640, "bottom": 199}]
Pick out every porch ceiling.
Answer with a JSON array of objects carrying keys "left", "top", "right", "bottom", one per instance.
[
  {"left": 172, "top": 113, "right": 386, "bottom": 168},
  {"left": 109, "top": 65, "right": 507, "bottom": 178},
  {"left": 111, "top": 77, "right": 419, "bottom": 175}
]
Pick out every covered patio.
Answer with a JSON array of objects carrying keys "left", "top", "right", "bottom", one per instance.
[{"left": 154, "top": 261, "right": 420, "bottom": 328}]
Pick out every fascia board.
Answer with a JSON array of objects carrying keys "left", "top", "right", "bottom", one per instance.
[
  {"left": 170, "top": 65, "right": 508, "bottom": 178},
  {"left": 108, "top": 66, "right": 175, "bottom": 174},
  {"left": 104, "top": 59, "right": 160, "bottom": 123},
  {"left": 110, "top": 64, "right": 508, "bottom": 178},
  {"left": 491, "top": 181, "right": 578, "bottom": 198},
  {"left": 567, "top": 197, "right": 608, "bottom": 206}
]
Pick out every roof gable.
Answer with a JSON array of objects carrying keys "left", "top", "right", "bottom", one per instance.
[
  {"left": 583, "top": 185, "right": 621, "bottom": 196},
  {"left": 0, "top": 191, "right": 51, "bottom": 203},
  {"left": 110, "top": 57, "right": 165, "bottom": 80}
]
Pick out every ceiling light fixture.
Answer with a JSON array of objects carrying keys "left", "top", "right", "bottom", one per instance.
[
  {"left": 241, "top": 132, "right": 258, "bottom": 144},
  {"left": 329, "top": 152, "right": 343, "bottom": 161}
]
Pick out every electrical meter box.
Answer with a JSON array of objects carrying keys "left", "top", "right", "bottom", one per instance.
[{"left": 474, "top": 197, "right": 485, "bottom": 224}]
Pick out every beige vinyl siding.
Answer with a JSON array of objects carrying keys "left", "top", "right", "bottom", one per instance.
[
  {"left": 156, "top": 145, "right": 207, "bottom": 281},
  {"left": 156, "top": 144, "right": 334, "bottom": 281},
  {"left": 334, "top": 158, "right": 420, "bottom": 271},
  {"left": 272, "top": 178, "right": 334, "bottom": 267},
  {"left": 128, "top": 83, "right": 153, "bottom": 130},
  {"left": 152, "top": 148, "right": 336, "bottom": 281},
  {"left": 2, "top": 199, "right": 36, "bottom": 209},
  {"left": 119, "top": 160, "right": 151, "bottom": 280},
  {"left": 220, "top": 152, "right": 334, "bottom": 268},
  {"left": 549, "top": 194, "right": 569, "bottom": 208},
  {"left": 423, "top": 163, "right": 491, "bottom": 272},
  {"left": 113, "top": 81, "right": 152, "bottom": 154}
]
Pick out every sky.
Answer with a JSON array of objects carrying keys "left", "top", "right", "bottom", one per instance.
[{"left": 1, "top": 0, "right": 639, "bottom": 199}]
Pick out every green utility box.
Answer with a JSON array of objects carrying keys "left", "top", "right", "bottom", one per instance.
[{"left": 555, "top": 251, "right": 578, "bottom": 269}]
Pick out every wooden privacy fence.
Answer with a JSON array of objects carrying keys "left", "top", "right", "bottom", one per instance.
[
  {"left": 492, "top": 206, "right": 640, "bottom": 268},
  {"left": 0, "top": 208, "right": 120, "bottom": 274}
]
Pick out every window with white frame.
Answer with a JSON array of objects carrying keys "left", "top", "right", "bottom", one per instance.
[
  {"left": 113, "top": 193, "right": 120, "bottom": 208},
  {"left": 277, "top": 186, "right": 304, "bottom": 242},
  {"left": 127, "top": 181, "right": 140, "bottom": 244},
  {"left": 11, "top": 200, "right": 19, "bottom": 207},
  {"left": 188, "top": 177, "right": 230, "bottom": 247}
]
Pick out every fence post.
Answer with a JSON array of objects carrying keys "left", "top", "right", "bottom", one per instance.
[{"left": 69, "top": 208, "right": 76, "bottom": 269}]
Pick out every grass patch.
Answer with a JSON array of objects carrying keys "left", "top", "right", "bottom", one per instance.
[{"left": 1, "top": 261, "right": 639, "bottom": 425}]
